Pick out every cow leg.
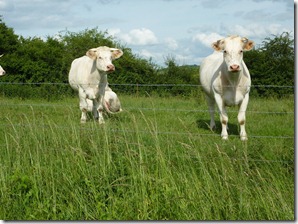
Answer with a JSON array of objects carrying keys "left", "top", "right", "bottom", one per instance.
[
  {"left": 96, "top": 84, "right": 107, "bottom": 124},
  {"left": 214, "top": 93, "right": 228, "bottom": 140},
  {"left": 238, "top": 94, "right": 249, "bottom": 141},
  {"left": 206, "top": 96, "right": 216, "bottom": 130},
  {"left": 220, "top": 108, "right": 228, "bottom": 140},
  {"left": 78, "top": 88, "right": 88, "bottom": 123},
  {"left": 92, "top": 99, "right": 99, "bottom": 120},
  {"left": 93, "top": 96, "right": 105, "bottom": 124}
]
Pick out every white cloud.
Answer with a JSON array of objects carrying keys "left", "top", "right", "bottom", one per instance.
[
  {"left": 107, "top": 28, "right": 121, "bottom": 37},
  {"left": 222, "top": 23, "right": 291, "bottom": 39},
  {"left": 117, "top": 28, "right": 158, "bottom": 46},
  {"left": 192, "top": 33, "right": 224, "bottom": 47},
  {"left": 164, "top": 37, "right": 178, "bottom": 50},
  {"left": 0, "top": 0, "right": 291, "bottom": 67},
  {"left": 139, "top": 49, "right": 155, "bottom": 58}
]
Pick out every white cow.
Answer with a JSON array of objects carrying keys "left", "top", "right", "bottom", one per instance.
[
  {"left": 104, "top": 85, "right": 122, "bottom": 114},
  {"left": 81, "top": 85, "right": 122, "bottom": 114},
  {"left": 200, "top": 35, "right": 254, "bottom": 140},
  {"left": 0, "top": 54, "right": 6, "bottom": 76},
  {"left": 69, "top": 46, "right": 123, "bottom": 123}
]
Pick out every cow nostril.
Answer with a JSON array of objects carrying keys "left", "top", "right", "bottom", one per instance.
[
  {"left": 107, "top": 65, "right": 115, "bottom": 71},
  {"left": 230, "top": 65, "right": 240, "bottom": 71}
]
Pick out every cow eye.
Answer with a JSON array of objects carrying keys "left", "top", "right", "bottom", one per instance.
[
  {"left": 223, "top": 50, "right": 227, "bottom": 54},
  {"left": 239, "top": 50, "right": 243, "bottom": 53},
  {"left": 98, "top": 56, "right": 102, "bottom": 60}
]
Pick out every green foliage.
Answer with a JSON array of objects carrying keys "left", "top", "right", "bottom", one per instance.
[
  {"left": 0, "top": 17, "right": 200, "bottom": 97},
  {"left": 60, "top": 28, "right": 115, "bottom": 60},
  {"left": 0, "top": 18, "right": 294, "bottom": 98},
  {"left": 150, "top": 56, "right": 199, "bottom": 96},
  {"left": 110, "top": 48, "right": 158, "bottom": 85},
  {"left": 245, "top": 32, "right": 294, "bottom": 97},
  {"left": 0, "top": 16, "right": 19, "bottom": 53},
  {"left": 160, "top": 55, "right": 199, "bottom": 84}
]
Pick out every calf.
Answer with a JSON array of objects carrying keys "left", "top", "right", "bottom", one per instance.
[
  {"left": 199, "top": 35, "right": 254, "bottom": 140},
  {"left": 84, "top": 85, "right": 122, "bottom": 114},
  {"left": 69, "top": 46, "right": 123, "bottom": 123},
  {"left": 104, "top": 85, "right": 122, "bottom": 114}
]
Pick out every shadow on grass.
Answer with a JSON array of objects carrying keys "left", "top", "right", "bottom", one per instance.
[{"left": 196, "top": 119, "right": 240, "bottom": 136}]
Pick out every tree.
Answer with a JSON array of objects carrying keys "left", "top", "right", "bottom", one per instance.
[
  {"left": 0, "top": 16, "right": 20, "bottom": 79},
  {"left": 1, "top": 36, "right": 66, "bottom": 83},
  {"left": 0, "top": 16, "right": 19, "bottom": 53},
  {"left": 245, "top": 32, "right": 294, "bottom": 97},
  {"left": 60, "top": 28, "right": 116, "bottom": 60}
]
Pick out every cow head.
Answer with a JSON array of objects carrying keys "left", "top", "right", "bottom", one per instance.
[
  {"left": 86, "top": 46, "right": 123, "bottom": 73},
  {"left": 0, "top": 54, "right": 6, "bottom": 76},
  {"left": 212, "top": 35, "right": 254, "bottom": 72}
]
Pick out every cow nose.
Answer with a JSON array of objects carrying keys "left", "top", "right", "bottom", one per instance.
[
  {"left": 230, "top": 64, "right": 240, "bottom": 71},
  {"left": 107, "top": 64, "right": 115, "bottom": 71}
]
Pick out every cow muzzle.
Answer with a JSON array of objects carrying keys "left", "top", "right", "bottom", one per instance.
[
  {"left": 0, "top": 70, "right": 6, "bottom": 76},
  {"left": 107, "top": 64, "right": 115, "bottom": 72},
  {"left": 229, "top": 64, "right": 240, "bottom": 72}
]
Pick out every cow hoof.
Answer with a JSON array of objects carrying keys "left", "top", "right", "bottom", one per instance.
[
  {"left": 98, "top": 119, "right": 105, "bottom": 125},
  {"left": 80, "top": 120, "right": 87, "bottom": 124},
  {"left": 222, "top": 136, "right": 228, "bottom": 140},
  {"left": 240, "top": 136, "right": 248, "bottom": 141}
]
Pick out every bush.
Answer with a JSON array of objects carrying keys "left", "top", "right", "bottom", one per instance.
[
  {"left": 245, "top": 32, "right": 294, "bottom": 98},
  {"left": 0, "top": 17, "right": 294, "bottom": 99}
]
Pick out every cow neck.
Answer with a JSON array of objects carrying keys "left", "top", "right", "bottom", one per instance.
[
  {"left": 98, "top": 72, "right": 107, "bottom": 88},
  {"left": 222, "top": 63, "right": 242, "bottom": 87}
]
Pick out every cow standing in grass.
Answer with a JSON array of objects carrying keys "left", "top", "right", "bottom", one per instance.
[
  {"left": 200, "top": 35, "right": 254, "bottom": 140},
  {"left": 69, "top": 46, "right": 123, "bottom": 124}
]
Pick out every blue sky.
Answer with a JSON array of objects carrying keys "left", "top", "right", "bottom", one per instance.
[{"left": 0, "top": 0, "right": 294, "bottom": 66}]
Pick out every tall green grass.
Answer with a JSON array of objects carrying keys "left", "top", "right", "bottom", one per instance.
[{"left": 0, "top": 95, "right": 294, "bottom": 220}]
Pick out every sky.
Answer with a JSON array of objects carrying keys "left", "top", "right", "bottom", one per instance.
[{"left": 0, "top": 0, "right": 294, "bottom": 66}]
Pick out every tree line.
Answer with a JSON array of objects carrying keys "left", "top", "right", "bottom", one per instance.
[{"left": 0, "top": 17, "right": 294, "bottom": 99}]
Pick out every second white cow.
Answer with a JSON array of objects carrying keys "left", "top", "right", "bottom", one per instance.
[
  {"left": 83, "top": 85, "right": 122, "bottom": 114},
  {"left": 200, "top": 35, "right": 254, "bottom": 140},
  {"left": 104, "top": 85, "right": 122, "bottom": 114},
  {"left": 69, "top": 46, "right": 123, "bottom": 124}
]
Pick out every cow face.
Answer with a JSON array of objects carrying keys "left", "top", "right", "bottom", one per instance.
[
  {"left": 0, "top": 54, "right": 5, "bottom": 76},
  {"left": 212, "top": 36, "right": 254, "bottom": 72},
  {"left": 86, "top": 46, "right": 123, "bottom": 72}
]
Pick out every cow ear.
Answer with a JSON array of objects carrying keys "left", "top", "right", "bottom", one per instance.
[
  {"left": 244, "top": 40, "right": 254, "bottom": 51},
  {"left": 0, "top": 54, "right": 3, "bottom": 58},
  {"left": 110, "top": 48, "right": 123, "bottom": 60},
  {"left": 86, "top": 48, "right": 97, "bottom": 60},
  {"left": 212, "top": 39, "right": 224, "bottom": 51}
]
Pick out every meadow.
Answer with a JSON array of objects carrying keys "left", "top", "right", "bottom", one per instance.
[{"left": 0, "top": 93, "right": 294, "bottom": 220}]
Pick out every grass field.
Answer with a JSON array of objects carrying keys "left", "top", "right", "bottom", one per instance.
[{"left": 0, "top": 94, "right": 294, "bottom": 220}]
